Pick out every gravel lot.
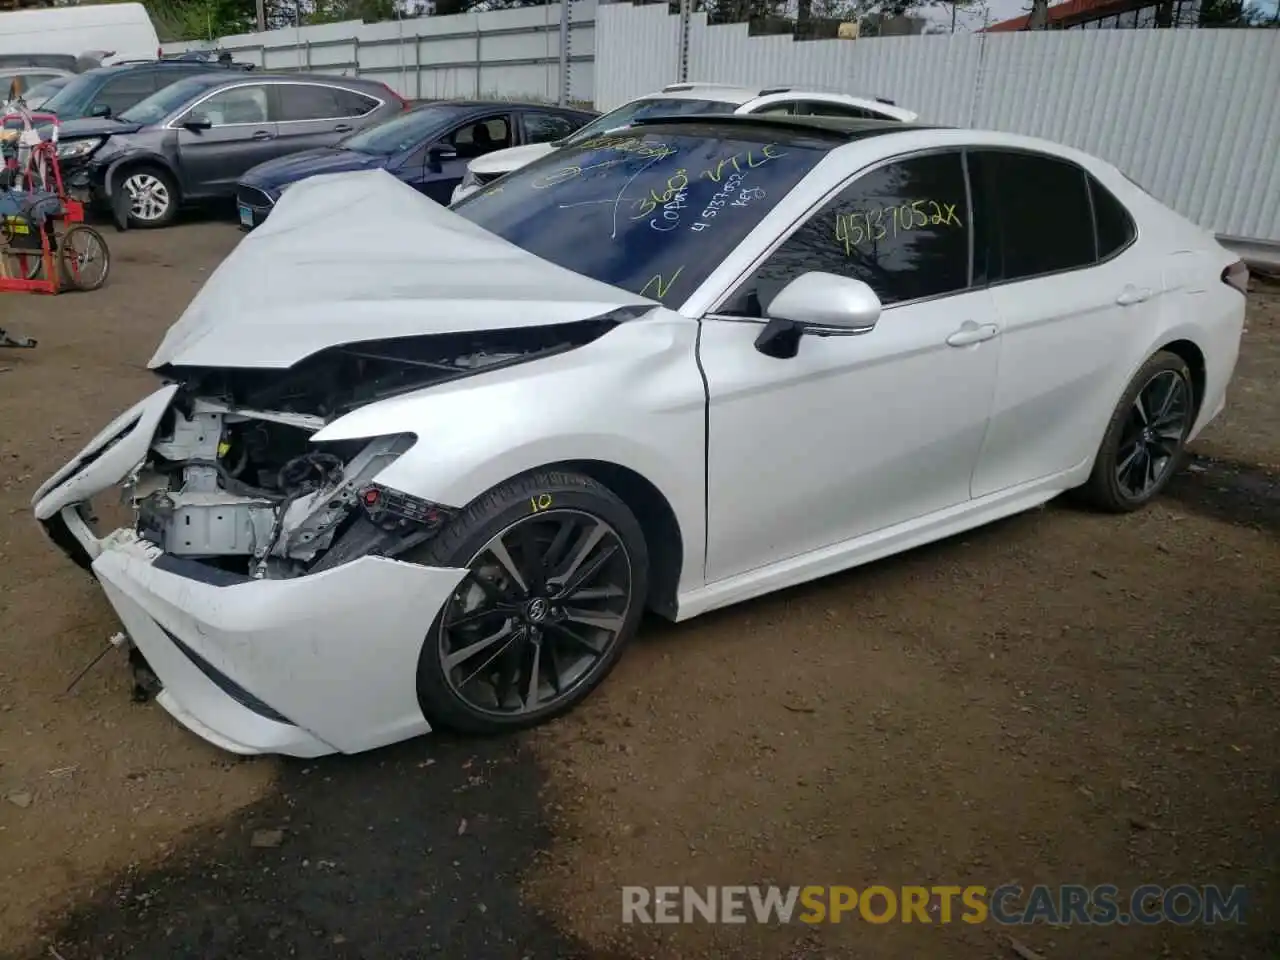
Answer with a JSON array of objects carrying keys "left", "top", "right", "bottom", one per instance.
[{"left": 0, "top": 221, "right": 1277, "bottom": 960}]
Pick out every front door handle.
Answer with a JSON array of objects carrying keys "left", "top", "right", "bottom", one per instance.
[
  {"left": 946, "top": 321, "right": 999, "bottom": 347},
  {"left": 251, "top": 130, "right": 274, "bottom": 141},
  {"left": 334, "top": 123, "right": 353, "bottom": 133},
  {"left": 1116, "top": 286, "right": 1153, "bottom": 306}
]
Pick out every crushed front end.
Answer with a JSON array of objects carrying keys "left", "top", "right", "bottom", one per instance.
[{"left": 31, "top": 380, "right": 474, "bottom": 757}]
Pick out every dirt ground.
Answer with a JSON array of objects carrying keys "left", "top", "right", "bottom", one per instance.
[{"left": 0, "top": 221, "right": 1277, "bottom": 960}]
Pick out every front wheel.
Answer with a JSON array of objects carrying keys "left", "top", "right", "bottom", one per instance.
[
  {"left": 410, "top": 469, "right": 650, "bottom": 734},
  {"left": 119, "top": 167, "right": 178, "bottom": 228},
  {"left": 1077, "top": 350, "right": 1196, "bottom": 512}
]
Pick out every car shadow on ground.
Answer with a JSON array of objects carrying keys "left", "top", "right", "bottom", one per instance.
[
  {"left": 1165, "top": 453, "right": 1280, "bottom": 536},
  {"left": 17, "top": 733, "right": 633, "bottom": 960}
]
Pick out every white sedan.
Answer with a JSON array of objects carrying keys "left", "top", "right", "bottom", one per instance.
[
  {"left": 449, "top": 81, "right": 918, "bottom": 203},
  {"left": 34, "top": 114, "right": 1247, "bottom": 758}
]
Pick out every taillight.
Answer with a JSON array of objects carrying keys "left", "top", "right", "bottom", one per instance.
[
  {"left": 1222, "top": 260, "right": 1249, "bottom": 296},
  {"left": 381, "top": 83, "right": 410, "bottom": 109}
]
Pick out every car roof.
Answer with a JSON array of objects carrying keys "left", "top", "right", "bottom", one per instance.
[
  {"left": 652, "top": 81, "right": 906, "bottom": 109},
  {"left": 628, "top": 112, "right": 945, "bottom": 142},
  {"left": 416, "top": 98, "right": 594, "bottom": 112}
]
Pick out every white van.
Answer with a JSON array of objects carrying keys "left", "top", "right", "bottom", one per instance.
[{"left": 0, "top": 4, "right": 160, "bottom": 65}]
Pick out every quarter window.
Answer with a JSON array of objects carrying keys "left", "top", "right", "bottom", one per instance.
[
  {"left": 276, "top": 83, "right": 377, "bottom": 122},
  {"left": 973, "top": 149, "right": 1096, "bottom": 282},
  {"left": 522, "top": 110, "right": 579, "bottom": 144},
  {"left": 795, "top": 101, "right": 888, "bottom": 121},
  {"left": 722, "top": 151, "right": 971, "bottom": 315},
  {"left": 1089, "top": 175, "right": 1136, "bottom": 259}
]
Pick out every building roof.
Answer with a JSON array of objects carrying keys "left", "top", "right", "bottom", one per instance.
[{"left": 981, "top": 0, "right": 1155, "bottom": 30}]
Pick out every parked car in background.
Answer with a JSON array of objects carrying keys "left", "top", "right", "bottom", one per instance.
[
  {"left": 1, "top": 66, "right": 75, "bottom": 103},
  {"left": 54, "top": 72, "right": 407, "bottom": 227},
  {"left": 31, "top": 114, "right": 1247, "bottom": 755},
  {"left": 0, "top": 3, "right": 161, "bottom": 64},
  {"left": 3, "top": 74, "right": 74, "bottom": 113},
  {"left": 20, "top": 59, "right": 251, "bottom": 127},
  {"left": 450, "top": 81, "right": 917, "bottom": 202},
  {"left": 236, "top": 99, "right": 596, "bottom": 228}
]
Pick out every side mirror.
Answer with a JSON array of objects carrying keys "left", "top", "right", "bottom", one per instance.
[
  {"left": 182, "top": 114, "right": 212, "bottom": 131},
  {"left": 90, "top": 103, "right": 111, "bottom": 118},
  {"left": 754, "top": 272, "right": 881, "bottom": 359},
  {"left": 427, "top": 143, "right": 457, "bottom": 169}
]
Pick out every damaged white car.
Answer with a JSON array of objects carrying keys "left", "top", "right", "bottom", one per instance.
[{"left": 34, "top": 114, "right": 1247, "bottom": 758}]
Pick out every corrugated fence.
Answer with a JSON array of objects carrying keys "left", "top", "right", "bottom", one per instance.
[{"left": 172, "top": 3, "right": 1279, "bottom": 245}]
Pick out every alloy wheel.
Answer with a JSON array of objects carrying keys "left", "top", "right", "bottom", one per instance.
[
  {"left": 438, "top": 509, "right": 633, "bottom": 717},
  {"left": 1115, "top": 368, "right": 1191, "bottom": 498},
  {"left": 123, "top": 173, "right": 170, "bottom": 222}
]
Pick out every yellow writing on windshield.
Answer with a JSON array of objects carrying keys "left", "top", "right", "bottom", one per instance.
[
  {"left": 700, "top": 143, "right": 787, "bottom": 183},
  {"left": 640, "top": 265, "right": 684, "bottom": 301},
  {"left": 835, "top": 200, "right": 962, "bottom": 254}
]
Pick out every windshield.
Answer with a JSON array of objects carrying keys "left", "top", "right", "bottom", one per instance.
[
  {"left": 452, "top": 125, "right": 827, "bottom": 307},
  {"left": 341, "top": 104, "right": 458, "bottom": 156},
  {"left": 119, "top": 77, "right": 215, "bottom": 124},
  {"left": 23, "top": 77, "right": 71, "bottom": 106},
  {"left": 566, "top": 97, "right": 737, "bottom": 144},
  {"left": 39, "top": 71, "right": 106, "bottom": 117}
]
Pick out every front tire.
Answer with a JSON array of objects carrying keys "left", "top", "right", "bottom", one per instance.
[
  {"left": 119, "top": 166, "right": 178, "bottom": 228},
  {"left": 410, "top": 469, "right": 650, "bottom": 735},
  {"left": 1078, "top": 350, "right": 1196, "bottom": 512}
]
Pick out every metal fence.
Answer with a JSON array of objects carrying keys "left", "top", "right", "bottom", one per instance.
[{"left": 167, "top": 0, "right": 596, "bottom": 104}]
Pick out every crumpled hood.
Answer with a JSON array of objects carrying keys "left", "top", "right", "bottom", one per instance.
[{"left": 149, "top": 169, "right": 656, "bottom": 370}]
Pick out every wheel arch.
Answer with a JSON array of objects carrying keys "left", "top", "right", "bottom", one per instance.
[
  {"left": 1157, "top": 337, "right": 1207, "bottom": 419},
  {"left": 549, "top": 458, "right": 684, "bottom": 620},
  {"left": 102, "top": 153, "right": 180, "bottom": 202}
]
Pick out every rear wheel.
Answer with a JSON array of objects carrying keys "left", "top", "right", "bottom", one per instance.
[
  {"left": 1077, "top": 350, "right": 1195, "bottom": 512},
  {"left": 411, "top": 469, "right": 649, "bottom": 734},
  {"left": 58, "top": 224, "right": 110, "bottom": 291}
]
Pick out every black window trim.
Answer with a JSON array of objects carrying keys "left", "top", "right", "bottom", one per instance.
[
  {"left": 703, "top": 145, "right": 984, "bottom": 322},
  {"left": 971, "top": 145, "right": 1140, "bottom": 292},
  {"left": 164, "top": 79, "right": 383, "bottom": 130}
]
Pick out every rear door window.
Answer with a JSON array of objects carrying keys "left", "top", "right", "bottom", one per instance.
[
  {"left": 522, "top": 110, "right": 580, "bottom": 144},
  {"left": 972, "top": 149, "right": 1096, "bottom": 282},
  {"left": 275, "top": 84, "right": 377, "bottom": 122}
]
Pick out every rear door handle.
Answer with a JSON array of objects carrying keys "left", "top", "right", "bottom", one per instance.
[
  {"left": 251, "top": 130, "right": 274, "bottom": 141},
  {"left": 946, "top": 321, "right": 999, "bottom": 347},
  {"left": 334, "top": 123, "right": 353, "bottom": 133},
  {"left": 1116, "top": 286, "right": 1153, "bottom": 306}
]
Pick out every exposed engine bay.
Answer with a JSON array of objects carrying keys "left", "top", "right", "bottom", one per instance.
[{"left": 126, "top": 320, "right": 622, "bottom": 580}]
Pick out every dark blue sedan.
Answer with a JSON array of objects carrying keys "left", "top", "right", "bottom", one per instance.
[{"left": 235, "top": 99, "right": 596, "bottom": 228}]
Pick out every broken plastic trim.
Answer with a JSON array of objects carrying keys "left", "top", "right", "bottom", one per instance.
[{"left": 152, "top": 308, "right": 652, "bottom": 421}]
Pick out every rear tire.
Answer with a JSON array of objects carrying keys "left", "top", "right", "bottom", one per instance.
[
  {"left": 410, "top": 469, "right": 650, "bottom": 735},
  {"left": 1077, "top": 350, "right": 1196, "bottom": 512}
]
